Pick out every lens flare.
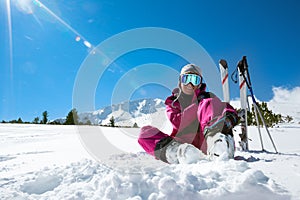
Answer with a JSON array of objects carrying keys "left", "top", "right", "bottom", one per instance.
[
  {"left": 11, "top": 0, "right": 95, "bottom": 49},
  {"left": 12, "top": 0, "right": 34, "bottom": 14},
  {"left": 75, "top": 36, "right": 81, "bottom": 42},
  {"left": 30, "top": 0, "right": 94, "bottom": 49},
  {"left": 6, "top": 0, "right": 13, "bottom": 80},
  {"left": 32, "top": 0, "right": 42, "bottom": 7},
  {"left": 83, "top": 41, "right": 92, "bottom": 48}
]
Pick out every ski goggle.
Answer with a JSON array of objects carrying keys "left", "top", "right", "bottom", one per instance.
[{"left": 180, "top": 74, "right": 202, "bottom": 86}]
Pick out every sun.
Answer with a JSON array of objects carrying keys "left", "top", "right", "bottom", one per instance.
[
  {"left": 3, "top": 0, "right": 41, "bottom": 80},
  {"left": 4, "top": 0, "right": 94, "bottom": 73}
]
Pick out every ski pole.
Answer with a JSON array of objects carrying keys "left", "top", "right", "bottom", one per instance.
[{"left": 238, "top": 56, "right": 278, "bottom": 153}]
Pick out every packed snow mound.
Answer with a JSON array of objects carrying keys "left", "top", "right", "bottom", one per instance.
[
  {"left": 20, "top": 174, "right": 62, "bottom": 195},
  {"left": 0, "top": 153, "right": 290, "bottom": 200}
]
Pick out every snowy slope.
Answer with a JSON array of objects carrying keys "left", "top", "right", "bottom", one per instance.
[
  {"left": 78, "top": 98, "right": 166, "bottom": 127},
  {"left": 1, "top": 123, "right": 300, "bottom": 200}
]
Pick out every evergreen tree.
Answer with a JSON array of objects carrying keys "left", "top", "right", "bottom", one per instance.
[
  {"left": 33, "top": 117, "right": 40, "bottom": 124},
  {"left": 247, "top": 110, "right": 254, "bottom": 126},
  {"left": 9, "top": 119, "right": 17, "bottom": 123},
  {"left": 286, "top": 115, "right": 293, "bottom": 123},
  {"left": 109, "top": 116, "right": 115, "bottom": 127},
  {"left": 133, "top": 122, "right": 139, "bottom": 128},
  {"left": 65, "top": 109, "right": 79, "bottom": 125},
  {"left": 42, "top": 111, "right": 48, "bottom": 124},
  {"left": 245, "top": 102, "right": 283, "bottom": 127},
  {"left": 17, "top": 117, "right": 23, "bottom": 123}
]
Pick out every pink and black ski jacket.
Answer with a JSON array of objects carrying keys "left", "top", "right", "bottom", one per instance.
[{"left": 165, "top": 84, "right": 237, "bottom": 153}]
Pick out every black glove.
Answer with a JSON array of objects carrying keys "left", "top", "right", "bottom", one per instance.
[{"left": 204, "top": 112, "right": 237, "bottom": 138}]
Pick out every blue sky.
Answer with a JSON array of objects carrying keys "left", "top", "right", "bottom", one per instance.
[{"left": 1, "top": 0, "right": 300, "bottom": 122}]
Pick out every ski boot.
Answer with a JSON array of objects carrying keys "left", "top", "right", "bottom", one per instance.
[
  {"left": 203, "top": 113, "right": 237, "bottom": 160},
  {"left": 205, "top": 132, "right": 235, "bottom": 160},
  {"left": 155, "top": 137, "right": 206, "bottom": 164},
  {"left": 169, "top": 141, "right": 206, "bottom": 164}
]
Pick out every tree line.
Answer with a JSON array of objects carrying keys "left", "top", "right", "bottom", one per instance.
[
  {"left": 237, "top": 101, "right": 294, "bottom": 128},
  {"left": 1, "top": 111, "right": 49, "bottom": 124},
  {"left": 1, "top": 109, "right": 140, "bottom": 127},
  {"left": 0, "top": 109, "right": 80, "bottom": 125}
]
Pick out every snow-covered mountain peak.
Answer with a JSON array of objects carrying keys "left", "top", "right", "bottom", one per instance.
[{"left": 79, "top": 98, "right": 167, "bottom": 127}]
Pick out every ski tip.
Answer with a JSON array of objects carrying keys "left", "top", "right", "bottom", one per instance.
[{"left": 219, "top": 59, "right": 228, "bottom": 69}]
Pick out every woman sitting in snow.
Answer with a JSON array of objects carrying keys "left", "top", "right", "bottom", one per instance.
[{"left": 138, "top": 64, "right": 238, "bottom": 164}]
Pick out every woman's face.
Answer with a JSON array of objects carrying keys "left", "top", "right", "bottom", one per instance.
[
  {"left": 180, "top": 73, "right": 201, "bottom": 95},
  {"left": 181, "top": 82, "right": 197, "bottom": 95}
]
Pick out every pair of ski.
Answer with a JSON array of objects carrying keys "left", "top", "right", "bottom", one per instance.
[
  {"left": 219, "top": 59, "right": 248, "bottom": 151},
  {"left": 219, "top": 57, "right": 278, "bottom": 153}
]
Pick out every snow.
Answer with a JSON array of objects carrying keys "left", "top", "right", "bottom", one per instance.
[
  {"left": 1, "top": 122, "right": 300, "bottom": 200},
  {"left": 77, "top": 98, "right": 166, "bottom": 126}
]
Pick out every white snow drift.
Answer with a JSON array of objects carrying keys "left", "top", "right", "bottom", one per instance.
[{"left": 0, "top": 123, "right": 300, "bottom": 199}]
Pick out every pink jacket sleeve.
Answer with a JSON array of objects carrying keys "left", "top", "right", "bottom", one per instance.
[{"left": 197, "top": 96, "right": 238, "bottom": 133}]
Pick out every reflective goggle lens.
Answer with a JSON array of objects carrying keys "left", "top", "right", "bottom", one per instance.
[{"left": 181, "top": 74, "right": 201, "bottom": 86}]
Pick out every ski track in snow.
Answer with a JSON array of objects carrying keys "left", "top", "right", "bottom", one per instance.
[{"left": 0, "top": 124, "right": 299, "bottom": 200}]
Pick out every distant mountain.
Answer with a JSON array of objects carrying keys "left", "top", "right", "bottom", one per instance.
[{"left": 78, "top": 98, "right": 170, "bottom": 128}]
